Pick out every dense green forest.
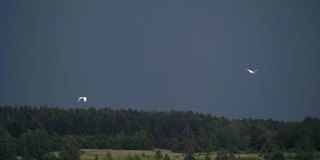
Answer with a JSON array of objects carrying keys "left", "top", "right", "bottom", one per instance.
[{"left": 0, "top": 106, "right": 320, "bottom": 159}]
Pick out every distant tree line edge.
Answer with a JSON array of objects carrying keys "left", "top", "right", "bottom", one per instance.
[{"left": 0, "top": 105, "right": 319, "bottom": 160}]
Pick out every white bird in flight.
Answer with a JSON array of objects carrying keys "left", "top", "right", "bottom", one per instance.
[
  {"left": 78, "top": 96, "right": 87, "bottom": 102},
  {"left": 247, "top": 69, "right": 259, "bottom": 74}
]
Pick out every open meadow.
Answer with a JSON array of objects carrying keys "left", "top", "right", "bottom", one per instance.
[{"left": 78, "top": 149, "right": 264, "bottom": 160}]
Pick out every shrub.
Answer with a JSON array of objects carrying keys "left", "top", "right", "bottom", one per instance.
[
  {"left": 155, "top": 150, "right": 163, "bottom": 159},
  {"left": 294, "top": 152, "right": 315, "bottom": 160},
  {"left": 125, "top": 155, "right": 141, "bottom": 160},
  {"left": 107, "top": 152, "right": 113, "bottom": 160},
  {"left": 184, "top": 152, "right": 196, "bottom": 160},
  {"left": 164, "top": 154, "right": 171, "bottom": 160},
  {"left": 216, "top": 151, "right": 235, "bottom": 160},
  {"left": 42, "top": 153, "right": 59, "bottom": 160},
  {"left": 205, "top": 152, "right": 211, "bottom": 160}
]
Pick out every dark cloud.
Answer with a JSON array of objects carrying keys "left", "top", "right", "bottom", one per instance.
[{"left": 1, "top": 1, "right": 320, "bottom": 120}]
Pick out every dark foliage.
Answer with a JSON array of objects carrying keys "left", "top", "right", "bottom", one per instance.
[
  {"left": 164, "top": 154, "right": 171, "bottom": 160},
  {"left": 155, "top": 150, "right": 163, "bottom": 159},
  {"left": 0, "top": 125, "right": 17, "bottom": 160},
  {"left": 18, "top": 129, "right": 50, "bottom": 160},
  {"left": 205, "top": 152, "right": 211, "bottom": 160},
  {"left": 0, "top": 105, "right": 320, "bottom": 155},
  {"left": 184, "top": 152, "right": 196, "bottom": 160},
  {"left": 59, "top": 136, "right": 82, "bottom": 160},
  {"left": 216, "top": 151, "right": 235, "bottom": 160}
]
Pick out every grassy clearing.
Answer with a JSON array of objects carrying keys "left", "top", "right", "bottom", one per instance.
[
  {"left": 81, "top": 149, "right": 183, "bottom": 160},
  {"left": 79, "top": 149, "right": 263, "bottom": 160},
  {"left": 233, "top": 153, "right": 264, "bottom": 160}
]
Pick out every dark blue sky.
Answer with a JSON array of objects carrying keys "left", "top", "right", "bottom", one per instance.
[{"left": 1, "top": 1, "right": 320, "bottom": 120}]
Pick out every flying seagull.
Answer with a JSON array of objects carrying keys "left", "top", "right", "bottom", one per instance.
[
  {"left": 247, "top": 69, "right": 259, "bottom": 74},
  {"left": 78, "top": 96, "right": 87, "bottom": 102}
]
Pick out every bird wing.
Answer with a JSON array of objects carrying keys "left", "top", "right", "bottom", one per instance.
[
  {"left": 254, "top": 69, "right": 259, "bottom": 72},
  {"left": 247, "top": 69, "right": 253, "bottom": 73}
]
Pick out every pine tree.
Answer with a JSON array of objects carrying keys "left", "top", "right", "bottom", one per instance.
[
  {"left": 59, "top": 136, "right": 82, "bottom": 160},
  {"left": 0, "top": 126, "right": 17, "bottom": 160}
]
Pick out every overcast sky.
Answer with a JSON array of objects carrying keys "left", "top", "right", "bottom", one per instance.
[{"left": 1, "top": 1, "right": 320, "bottom": 120}]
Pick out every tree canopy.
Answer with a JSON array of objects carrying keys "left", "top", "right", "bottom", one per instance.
[{"left": 0, "top": 105, "right": 319, "bottom": 155}]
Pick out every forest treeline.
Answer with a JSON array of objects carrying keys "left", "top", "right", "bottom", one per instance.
[{"left": 0, "top": 105, "right": 320, "bottom": 154}]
